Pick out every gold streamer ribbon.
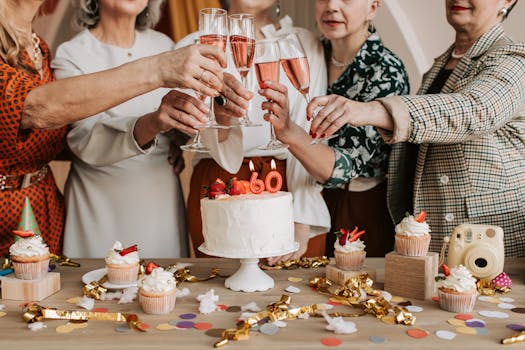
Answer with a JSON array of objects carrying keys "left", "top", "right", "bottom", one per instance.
[
  {"left": 49, "top": 253, "right": 81, "bottom": 267},
  {"left": 477, "top": 279, "right": 511, "bottom": 296},
  {"left": 83, "top": 275, "right": 108, "bottom": 300},
  {"left": 502, "top": 330, "right": 525, "bottom": 344},
  {"left": 2, "top": 257, "right": 11, "bottom": 269},
  {"left": 260, "top": 256, "right": 330, "bottom": 270},
  {"left": 172, "top": 267, "right": 227, "bottom": 283},
  {"left": 22, "top": 304, "right": 147, "bottom": 331}
]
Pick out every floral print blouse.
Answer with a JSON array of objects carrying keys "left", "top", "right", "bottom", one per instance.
[{"left": 323, "top": 30, "right": 409, "bottom": 189}]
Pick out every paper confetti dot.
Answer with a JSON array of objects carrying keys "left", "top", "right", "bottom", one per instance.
[
  {"left": 407, "top": 329, "right": 429, "bottom": 339},
  {"left": 456, "top": 327, "right": 477, "bottom": 335},
  {"left": 328, "top": 300, "right": 342, "bottom": 306},
  {"left": 498, "top": 303, "right": 516, "bottom": 310},
  {"left": 205, "top": 328, "right": 226, "bottom": 338},
  {"left": 478, "top": 310, "right": 509, "bottom": 318},
  {"left": 317, "top": 303, "right": 334, "bottom": 310},
  {"left": 177, "top": 321, "right": 195, "bottom": 329},
  {"left": 92, "top": 308, "right": 108, "bottom": 313},
  {"left": 285, "top": 285, "right": 301, "bottom": 293},
  {"left": 369, "top": 335, "right": 387, "bottom": 344},
  {"left": 406, "top": 305, "right": 423, "bottom": 313},
  {"left": 397, "top": 301, "right": 412, "bottom": 307},
  {"left": 217, "top": 304, "right": 228, "bottom": 311},
  {"left": 511, "top": 308, "right": 525, "bottom": 314},
  {"left": 390, "top": 296, "right": 404, "bottom": 303},
  {"left": 455, "top": 314, "right": 473, "bottom": 321},
  {"left": 288, "top": 277, "right": 303, "bottom": 283},
  {"left": 321, "top": 337, "right": 342, "bottom": 347},
  {"left": 487, "top": 297, "right": 501, "bottom": 304},
  {"left": 137, "top": 323, "right": 150, "bottom": 331},
  {"left": 436, "top": 330, "right": 456, "bottom": 340},
  {"left": 259, "top": 323, "right": 279, "bottom": 335},
  {"left": 432, "top": 296, "right": 440, "bottom": 302},
  {"left": 466, "top": 319, "right": 485, "bottom": 328},
  {"left": 179, "top": 313, "right": 197, "bottom": 320},
  {"left": 380, "top": 291, "right": 392, "bottom": 301},
  {"left": 0, "top": 311, "right": 6, "bottom": 318},
  {"left": 115, "top": 325, "right": 131, "bottom": 333},
  {"left": 156, "top": 323, "right": 176, "bottom": 331},
  {"left": 194, "top": 322, "right": 213, "bottom": 330},
  {"left": 226, "top": 306, "right": 241, "bottom": 313},
  {"left": 499, "top": 297, "right": 515, "bottom": 303},
  {"left": 476, "top": 328, "right": 490, "bottom": 336},
  {"left": 168, "top": 320, "right": 179, "bottom": 326},
  {"left": 447, "top": 318, "right": 466, "bottom": 326},
  {"left": 506, "top": 324, "right": 525, "bottom": 331},
  {"left": 66, "top": 297, "right": 82, "bottom": 304}
]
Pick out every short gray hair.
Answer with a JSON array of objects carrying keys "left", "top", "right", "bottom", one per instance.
[{"left": 74, "top": 0, "right": 165, "bottom": 30}]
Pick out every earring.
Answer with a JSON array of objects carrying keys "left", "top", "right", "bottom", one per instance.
[
  {"left": 276, "top": 0, "right": 281, "bottom": 18},
  {"left": 89, "top": 0, "right": 99, "bottom": 15},
  {"left": 499, "top": 7, "right": 508, "bottom": 17}
]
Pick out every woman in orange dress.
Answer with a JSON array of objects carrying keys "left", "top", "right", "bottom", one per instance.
[{"left": 0, "top": 0, "right": 226, "bottom": 256}]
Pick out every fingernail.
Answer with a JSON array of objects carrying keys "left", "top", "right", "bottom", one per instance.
[
  {"left": 312, "top": 133, "right": 317, "bottom": 138},
  {"left": 265, "top": 80, "right": 272, "bottom": 86},
  {"left": 306, "top": 116, "right": 311, "bottom": 121},
  {"left": 321, "top": 133, "right": 326, "bottom": 138},
  {"left": 258, "top": 89, "right": 264, "bottom": 94}
]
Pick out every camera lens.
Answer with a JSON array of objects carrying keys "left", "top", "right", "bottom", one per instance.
[{"left": 475, "top": 258, "right": 488, "bottom": 268}]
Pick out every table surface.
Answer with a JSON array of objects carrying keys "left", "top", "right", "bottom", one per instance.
[{"left": 0, "top": 258, "right": 524, "bottom": 349}]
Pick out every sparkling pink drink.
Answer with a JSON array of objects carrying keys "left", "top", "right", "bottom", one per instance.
[
  {"left": 281, "top": 57, "right": 310, "bottom": 96},
  {"left": 230, "top": 35, "right": 255, "bottom": 78},
  {"left": 255, "top": 61, "right": 280, "bottom": 89},
  {"left": 200, "top": 34, "right": 228, "bottom": 53}
]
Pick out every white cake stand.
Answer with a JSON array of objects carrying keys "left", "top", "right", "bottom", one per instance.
[{"left": 198, "top": 242, "right": 299, "bottom": 292}]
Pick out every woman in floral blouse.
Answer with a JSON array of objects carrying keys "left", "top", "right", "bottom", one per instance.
[{"left": 259, "top": 0, "right": 409, "bottom": 256}]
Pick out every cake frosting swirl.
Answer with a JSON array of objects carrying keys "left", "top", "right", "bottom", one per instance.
[
  {"left": 139, "top": 267, "right": 176, "bottom": 293},
  {"left": 105, "top": 241, "right": 139, "bottom": 265},
  {"left": 9, "top": 236, "right": 49, "bottom": 257},
  {"left": 395, "top": 214, "right": 430, "bottom": 237},
  {"left": 334, "top": 239, "right": 365, "bottom": 253},
  {"left": 436, "top": 265, "right": 477, "bottom": 292}
]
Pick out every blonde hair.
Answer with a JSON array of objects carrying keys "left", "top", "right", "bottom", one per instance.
[{"left": 0, "top": 3, "right": 29, "bottom": 68}]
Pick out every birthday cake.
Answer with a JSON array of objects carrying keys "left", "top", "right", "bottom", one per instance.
[{"left": 200, "top": 191, "right": 295, "bottom": 256}]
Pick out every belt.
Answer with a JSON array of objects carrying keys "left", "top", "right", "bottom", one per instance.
[
  {"left": 0, "top": 165, "right": 49, "bottom": 191},
  {"left": 347, "top": 176, "right": 386, "bottom": 192}
]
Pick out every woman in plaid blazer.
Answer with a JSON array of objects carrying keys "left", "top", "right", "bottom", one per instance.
[{"left": 306, "top": 0, "right": 525, "bottom": 256}]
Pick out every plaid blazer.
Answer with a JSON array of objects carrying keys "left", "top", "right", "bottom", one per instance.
[{"left": 380, "top": 24, "right": 525, "bottom": 256}]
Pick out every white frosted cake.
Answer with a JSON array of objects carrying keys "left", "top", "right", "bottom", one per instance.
[{"left": 200, "top": 191, "right": 295, "bottom": 256}]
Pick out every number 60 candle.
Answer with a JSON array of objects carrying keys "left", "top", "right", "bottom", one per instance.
[
  {"left": 249, "top": 160, "right": 265, "bottom": 194},
  {"left": 264, "top": 159, "right": 283, "bottom": 193}
]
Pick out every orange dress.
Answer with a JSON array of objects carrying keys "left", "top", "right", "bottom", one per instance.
[{"left": 0, "top": 38, "right": 67, "bottom": 255}]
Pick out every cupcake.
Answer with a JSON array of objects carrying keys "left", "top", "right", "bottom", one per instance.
[
  {"left": 334, "top": 227, "right": 366, "bottom": 271},
  {"left": 9, "top": 230, "right": 50, "bottom": 280},
  {"left": 394, "top": 211, "right": 431, "bottom": 256},
  {"left": 436, "top": 264, "right": 477, "bottom": 312},
  {"left": 138, "top": 267, "right": 177, "bottom": 314},
  {"left": 105, "top": 241, "right": 139, "bottom": 285}
]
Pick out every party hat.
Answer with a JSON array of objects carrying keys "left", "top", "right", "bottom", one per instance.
[{"left": 14, "top": 196, "right": 41, "bottom": 241}]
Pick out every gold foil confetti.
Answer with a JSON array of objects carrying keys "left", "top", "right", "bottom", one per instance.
[
  {"left": 66, "top": 297, "right": 82, "bottom": 304},
  {"left": 502, "top": 330, "right": 525, "bottom": 344},
  {"left": 260, "top": 256, "right": 330, "bottom": 270},
  {"left": 56, "top": 321, "right": 88, "bottom": 334},
  {"left": 288, "top": 277, "right": 303, "bottom": 283},
  {"left": 156, "top": 323, "right": 177, "bottom": 331},
  {"left": 0, "top": 311, "right": 6, "bottom": 318},
  {"left": 447, "top": 318, "right": 466, "bottom": 326},
  {"left": 390, "top": 296, "right": 404, "bottom": 303}
]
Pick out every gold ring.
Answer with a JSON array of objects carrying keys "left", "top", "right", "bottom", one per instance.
[{"left": 199, "top": 70, "right": 206, "bottom": 82}]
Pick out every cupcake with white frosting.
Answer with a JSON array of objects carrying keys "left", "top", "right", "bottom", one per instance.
[
  {"left": 394, "top": 211, "right": 431, "bottom": 256},
  {"left": 138, "top": 267, "right": 177, "bottom": 314},
  {"left": 105, "top": 241, "right": 139, "bottom": 285},
  {"left": 436, "top": 264, "right": 477, "bottom": 312},
  {"left": 10, "top": 231, "right": 50, "bottom": 280},
  {"left": 334, "top": 227, "right": 366, "bottom": 271}
]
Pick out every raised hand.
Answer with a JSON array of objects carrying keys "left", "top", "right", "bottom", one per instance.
[{"left": 214, "top": 73, "right": 253, "bottom": 125}]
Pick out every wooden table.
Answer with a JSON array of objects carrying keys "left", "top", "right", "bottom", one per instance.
[{"left": 0, "top": 258, "right": 524, "bottom": 349}]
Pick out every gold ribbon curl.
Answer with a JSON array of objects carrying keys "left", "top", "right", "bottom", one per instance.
[
  {"left": 502, "top": 330, "right": 525, "bottom": 345},
  {"left": 477, "top": 279, "right": 511, "bottom": 296},
  {"left": 260, "top": 256, "right": 330, "bottom": 270}
]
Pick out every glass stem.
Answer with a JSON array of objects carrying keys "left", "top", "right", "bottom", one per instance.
[{"left": 240, "top": 75, "right": 248, "bottom": 122}]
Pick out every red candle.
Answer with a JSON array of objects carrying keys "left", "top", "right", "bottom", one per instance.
[
  {"left": 249, "top": 160, "right": 265, "bottom": 194},
  {"left": 264, "top": 159, "right": 282, "bottom": 193}
]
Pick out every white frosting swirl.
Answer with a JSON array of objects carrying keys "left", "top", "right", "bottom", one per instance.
[
  {"left": 105, "top": 241, "right": 139, "bottom": 265},
  {"left": 436, "top": 265, "right": 477, "bottom": 292},
  {"left": 334, "top": 239, "right": 366, "bottom": 253},
  {"left": 395, "top": 215, "right": 431, "bottom": 237},
  {"left": 139, "top": 267, "right": 176, "bottom": 293},
  {"left": 9, "top": 235, "right": 49, "bottom": 257}
]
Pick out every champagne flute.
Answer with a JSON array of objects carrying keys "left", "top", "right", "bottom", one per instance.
[
  {"left": 198, "top": 8, "right": 230, "bottom": 129},
  {"left": 255, "top": 38, "right": 288, "bottom": 151},
  {"left": 229, "top": 13, "right": 260, "bottom": 127}
]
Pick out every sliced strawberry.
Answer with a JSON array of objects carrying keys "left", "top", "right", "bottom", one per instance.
[
  {"left": 415, "top": 211, "right": 427, "bottom": 223},
  {"left": 441, "top": 263, "right": 450, "bottom": 277},
  {"left": 349, "top": 229, "right": 366, "bottom": 242},
  {"left": 119, "top": 244, "right": 138, "bottom": 256},
  {"left": 338, "top": 228, "right": 349, "bottom": 246},
  {"left": 209, "top": 178, "right": 226, "bottom": 193},
  {"left": 145, "top": 262, "right": 160, "bottom": 275},
  {"left": 13, "top": 230, "right": 35, "bottom": 238},
  {"left": 229, "top": 179, "right": 246, "bottom": 196}
]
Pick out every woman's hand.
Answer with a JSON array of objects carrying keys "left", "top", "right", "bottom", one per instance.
[
  {"left": 214, "top": 73, "right": 253, "bottom": 125},
  {"left": 157, "top": 44, "right": 226, "bottom": 97},
  {"left": 267, "top": 223, "right": 310, "bottom": 266},
  {"left": 258, "top": 81, "right": 293, "bottom": 141},
  {"left": 133, "top": 90, "right": 208, "bottom": 147}
]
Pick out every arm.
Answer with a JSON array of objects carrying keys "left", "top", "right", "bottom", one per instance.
[{"left": 22, "top": 44, "right": 225, "bottom": 130}]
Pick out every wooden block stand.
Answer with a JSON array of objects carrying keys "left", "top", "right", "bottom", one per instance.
[
  {"left": 1, "top": 272, "right": 60, "bottom": 301},
  {"left": 384, "top": 252, "right": 438, "bottom": 300},
  {"left": 326, "top": 264, "right": 377, "bottom": 286}
]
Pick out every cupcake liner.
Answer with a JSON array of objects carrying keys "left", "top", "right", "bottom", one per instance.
[
  {"left": 106, "top": 263, "right": 139, "bottom": 285},
  {"left": 12, "top": 257, "right": 49, "bottom": 280},
  {"left": 438, "top": 289, "right": 477, "bottom": 313},
  {"left": 139, "top": 289, "right": 177, "bottom": 314},
  {"left": 395, "top": 234, "right": 430, "bottom": 257},
  {"left": 334, "top": 250, "right": 366, "bottom": 271}
]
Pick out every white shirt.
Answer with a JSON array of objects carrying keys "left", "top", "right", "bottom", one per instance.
[
  {"left": 176, "top": 17, "right": 330, "bottom": 237},
  {"left": 52, "top": 29, "right": 188, "bottom": 258}
]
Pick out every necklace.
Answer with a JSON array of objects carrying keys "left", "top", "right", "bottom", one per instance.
[
  {"left": 30, "top": 33, "right": 43, "bottom": 71},
  {"left": 330, "top": 56, "right": 353, "bottom": 68},
  {"left": 451, "top": 49, "right": 464, "bottom": 59}
]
